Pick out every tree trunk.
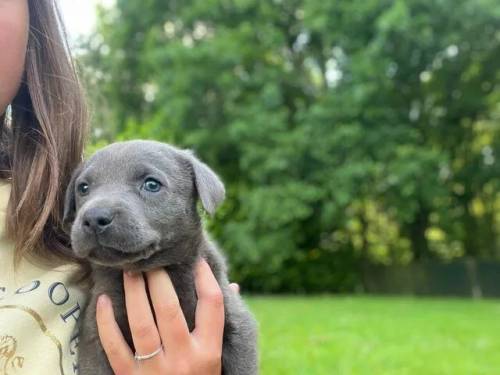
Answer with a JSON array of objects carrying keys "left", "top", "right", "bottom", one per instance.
[
  {"left": 407, "top": 205, "right": 431, "bottom": 261},
  {"left": 462, "top": 197, "right": 479, "bottom": 257}
]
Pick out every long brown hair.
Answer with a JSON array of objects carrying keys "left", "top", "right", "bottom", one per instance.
[{"left": 0, "top": 0, "right": 90, "bottom": 277}]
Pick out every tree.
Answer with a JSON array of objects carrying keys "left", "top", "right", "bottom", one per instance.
[{"left": 80, "top": 0, "right": 500, "bottom": 292}]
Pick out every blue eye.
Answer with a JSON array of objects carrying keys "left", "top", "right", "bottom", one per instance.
[
  {"left": 77, "top": 182, "right": 89, "bottom": 195},
  {"left": 143, "top": 178, "right": 162, "bottom": 192}
]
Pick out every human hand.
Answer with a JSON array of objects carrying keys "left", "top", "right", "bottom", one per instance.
[{"left": 95, "top": 259, "right": 227, "bottom": 374}]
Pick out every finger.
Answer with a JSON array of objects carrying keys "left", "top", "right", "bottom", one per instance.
[
  {"left": 229, "top": 283, "right": 240, "bottom": 294},
  {"left": 123, "top": 271, "right": 164, "bottom": 362},
  {"left": 192, "top": 259, "right": 225, "bottom": 348},
  {"left": 146, "top": 268, "right": 190, "bottom": 352},
  {"left": 96, "top": 294, "right": 136, "bottom": 375}
]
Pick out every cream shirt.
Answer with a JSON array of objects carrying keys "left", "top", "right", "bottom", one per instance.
[{"left": 0, "top": 180, "right": 89, "bottom": 375}]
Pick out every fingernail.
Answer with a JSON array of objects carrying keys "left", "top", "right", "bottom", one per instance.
[
  {"left": 198, "top": 258, "right": 207, "bottom": 266},
  {"left": 195, "top": 258, "right": 206, "bottom": 272},
  {"left": 98, "top": 294, "right": 110, "bottom": 308},
  {"left": 126, "top": 270, "right": 135, "bottom": 277}
]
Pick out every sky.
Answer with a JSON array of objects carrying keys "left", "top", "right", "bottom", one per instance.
[{"left": 58, "top": 0, "right": 106, "bottom": 42}]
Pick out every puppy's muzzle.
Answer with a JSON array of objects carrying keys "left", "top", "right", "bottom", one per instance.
[{"left": 82, "top": 207, "right": 115, "bottom": 234}]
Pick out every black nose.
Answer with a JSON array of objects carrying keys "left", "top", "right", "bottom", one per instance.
[{"left": 83, "top": 207, "right": 114, "bottom": 233}]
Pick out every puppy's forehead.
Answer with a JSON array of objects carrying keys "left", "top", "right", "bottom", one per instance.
[{"left": 83, "top": 141, "right": 185, "bottom": 180}]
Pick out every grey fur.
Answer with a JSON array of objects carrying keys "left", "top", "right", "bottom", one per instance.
[{"left": 63, "top": 140, "right": 258, "bottom": 375}]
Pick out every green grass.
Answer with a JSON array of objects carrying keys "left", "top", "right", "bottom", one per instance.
[{"left": 245, "top": 296, "right": 500, "bottom": 375}]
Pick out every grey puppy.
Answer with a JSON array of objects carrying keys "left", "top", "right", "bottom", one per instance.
[{"left": 62, "top": 140, "right": 258, "bottom": 374}]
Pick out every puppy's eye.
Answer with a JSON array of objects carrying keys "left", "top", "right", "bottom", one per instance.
[
  {"left": 77, "top": 182, "right": 89, "bottom": 195},
  {"left": 143, "top": 177, "right": 162, "bottom": 192}
]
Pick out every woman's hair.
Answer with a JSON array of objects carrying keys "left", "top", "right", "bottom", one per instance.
[{"left": 0, "top": 0, "right": 91, "bottom": 278}]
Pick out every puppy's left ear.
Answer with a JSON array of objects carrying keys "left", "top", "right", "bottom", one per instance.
[
  {"left": 62, "top": 163, "right": 85, "bottom": 235},
  {"left": 183, "top": 150, "right": 225, "bottom": 215}
]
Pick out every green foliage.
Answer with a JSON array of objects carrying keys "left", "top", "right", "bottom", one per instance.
[{"left": 80, "top": 0, "right": 500, "bottom": 292}]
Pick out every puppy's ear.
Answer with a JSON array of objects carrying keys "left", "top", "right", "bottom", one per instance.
[
  {"left": 62, "top": 163, "right": 84, "bottom": 234},
  {"left": 183, "top": 150, "right": 225, "bottom": 215}
]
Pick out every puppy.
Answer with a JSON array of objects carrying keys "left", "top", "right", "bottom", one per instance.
[{"left": 62, "top": 140, "right": 258, "bottom": 374}]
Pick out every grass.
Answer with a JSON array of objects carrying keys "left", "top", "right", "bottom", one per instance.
[{"left": 245, "top": 295, "right": 500, "bottom": 375}]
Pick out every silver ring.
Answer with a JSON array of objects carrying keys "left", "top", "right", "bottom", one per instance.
[{"left": 134, "top": 345, "right": 163, "bottom": 361}]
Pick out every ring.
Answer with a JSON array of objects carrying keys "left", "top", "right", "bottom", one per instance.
[{"left": 134, "top": 345, "right": 163, "bottom": 361}]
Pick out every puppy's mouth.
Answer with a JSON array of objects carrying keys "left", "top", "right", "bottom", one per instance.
[{"left": 88, "top": 241, "right": 159, "bottom": 267}]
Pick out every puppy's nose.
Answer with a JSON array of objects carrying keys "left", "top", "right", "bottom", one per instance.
[{"left": 83, "top": 207, "right": 114, "bottom": 233}]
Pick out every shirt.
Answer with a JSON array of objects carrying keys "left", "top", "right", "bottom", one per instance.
[{"left": 0, "top": 180, "right": 89, "bottom": 375}]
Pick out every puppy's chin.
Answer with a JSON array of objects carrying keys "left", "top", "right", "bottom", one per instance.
[{"left": 84, "top": 242, "right": 161, "bottom": 269}]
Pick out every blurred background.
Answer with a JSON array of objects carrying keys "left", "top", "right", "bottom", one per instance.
[{"left": 60, "top": 0, "right": 500, "bottom": 373}]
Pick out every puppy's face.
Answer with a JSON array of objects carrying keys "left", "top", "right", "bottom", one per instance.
[{"left": 62, "top": 140, "right": 225, "bottom": 270}]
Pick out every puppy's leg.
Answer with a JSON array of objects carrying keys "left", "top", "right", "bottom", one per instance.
[
  {"left": 202, "top": 247, "right": 259, "bottom": 374},
  {"left": 78, "top": 333, "right": 114, "bottom": 375},
  {"left": 221, "top": 287, "right": 259, "bottom": 375},
  {"left": 77, "top": 300, "right": 115, "bottom": 375}
]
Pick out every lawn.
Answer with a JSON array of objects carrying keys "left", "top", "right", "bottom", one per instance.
[{"left": 245, "top": 296, "right": 500, "bottom": 375}]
